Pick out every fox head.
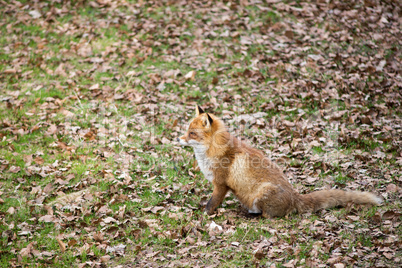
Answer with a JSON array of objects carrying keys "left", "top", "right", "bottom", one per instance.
[{"left": 178, "top": 105, "right": 229, "bottom": 151}]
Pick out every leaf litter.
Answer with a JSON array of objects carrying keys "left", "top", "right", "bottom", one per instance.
[{"left": 0, "top": 0, "right": 401, "bottom": 267}]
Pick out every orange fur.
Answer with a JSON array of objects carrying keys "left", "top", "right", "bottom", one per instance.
[{"left": 179, "top": 106, "right": 382, "bottom": 218}]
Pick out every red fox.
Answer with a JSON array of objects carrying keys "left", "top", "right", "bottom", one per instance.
[{"left": 178, "top": 106, "right": 382, "bottom": 218}]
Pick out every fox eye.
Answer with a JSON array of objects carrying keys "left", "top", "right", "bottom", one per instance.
[{"left": 189, "top": 131, "right": 196, "bottom": 136}]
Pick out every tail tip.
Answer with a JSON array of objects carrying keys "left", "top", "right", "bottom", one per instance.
[{"left": 374, "top": 195, "right": 383, "bottom": 205}]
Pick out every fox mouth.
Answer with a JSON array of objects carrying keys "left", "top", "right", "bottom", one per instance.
[
  {"left": 177, "top": 137, "right": 206, "bottom": 149},
  {"left": 177, "top": 137, "right": 189, "bottom": 146}
]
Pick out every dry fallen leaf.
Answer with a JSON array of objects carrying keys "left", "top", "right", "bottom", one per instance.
[
  {"left": 93, "top": 232, "right": 104, "bottom": 242},
  {"left": 45, "top": 125, "right": 57, "bottom": 136},
  {"left": 34, "top": 156, "right": 44, "bottom": 165},
  {"left": 386, "top": 184, "right": 398, "bottom": 193},
  {"left": 9, "top": 166, "right": 21, "bottom": 173},
  {"left": 56, "top": 239, "right": 66, "bottom": 253},
  {"left": 254, "top": 249, "right": 265, "bottom": 260},
  {"left": 38, "top": 215, "right": 55, "bottom": 223},
  {"left": 100, "top": 255, "right": 111, "bottom": 263},
  {"left": 29, "top": 10, "right": 41, "bottom": 19},
  {"left": 7, "top": 207, "right": 15, "bottom": 215},
  {"left": 103, "top": 217, "right": 117, "bottom": 224},
  {"left": 1, "top": 1, "right": 400, "bottom": 267},
  {"left": 334, "top": 264, "right": 345, "bottom": 268},
  {"left": 208, "top": 221, "right": 223, "bottom": 235},
  {"left": 20, "top": 242, "right": 34, "bottom": 257},
  {"left": 184, "top": 70, "right": 196, "bottom": 80}
]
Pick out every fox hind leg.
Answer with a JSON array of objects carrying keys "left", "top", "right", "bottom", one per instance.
[{"left": 258, "top": 185, "right": 296, "bottom": 218}]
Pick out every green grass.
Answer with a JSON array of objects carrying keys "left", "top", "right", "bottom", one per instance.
[{"left": 0, "top": 0, "right": 400, "bottom": 267}]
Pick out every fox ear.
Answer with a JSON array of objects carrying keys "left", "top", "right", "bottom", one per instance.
[
  {"left": 206, "top": 113, "right": 213, "bottom": 125},
  {"left": 202, "top": 113, "right": 213, "bottom": 128},
  {"left": 196, "top": 105, "right": 205, "bottom": 116}
]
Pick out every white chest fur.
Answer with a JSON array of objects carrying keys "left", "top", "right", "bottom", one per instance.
[{"left": 193, "top": 147, "right": 214, "bottom": 183}]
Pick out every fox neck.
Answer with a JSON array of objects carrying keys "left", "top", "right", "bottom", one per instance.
[
  {"left": 205, "top": 130, "right": 231, "bottom": 158},
  {"left": 191, "top": 130, "right": 233, "bottom": 183},
  {"left": 193, "top": 144, "right": 214, "bottom": 183}
]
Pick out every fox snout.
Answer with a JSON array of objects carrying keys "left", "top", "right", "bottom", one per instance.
[{"left": 178, "top": 135, "right": 189, "bottom": 146}]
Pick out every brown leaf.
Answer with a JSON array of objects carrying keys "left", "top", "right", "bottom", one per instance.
[
  {"left": 93, "top": 232, "right": 104, "bottom": 242},
  {"left": 39, "top": 215, "right": 55, "bottom": 223},
  {"left": 44, "top": 205, "right": 53, "bottom": 215},
  {"left": 138, "top": 220, "right": 148, "bottom": 229},
  {"left": 84, "top": 131, "right": 96, "bottom": 141},
  {"left": 382, "top": 210, "right": 399, "bottom": 220},
  {"left": 334, "top": 264, "right": 345, "bottom": 268},
  {"left": 117, "top": 205, "right": 126, "bottom": 220},
  {"left": 77, "top": 44, "right": 93, "bottom": 57},
  {"left": 151, "top": 206, "right": 164, "bottom": 214},
  {"left": 55, "top": 64, "right": 67, "bottom": 77},
  {"left": 56, "top": 239, "right": 66, "bottom": 253},
  {"left": 282, "top": 120, "right": 295, "bottom": 127},
  {"left": 254, "top": 249, "right": 265, "bottom": 260},
  {"left": 184, "top": 70, "right": 196, "bottom": 80},
  {"left": 89, "top": 83, "right": 100, "bottom": 90},
  {"left": 283, "top": 259, "right": 296, "bottom": 268},
  {"left": 106, "top": 244, "right": 126, "bottom": 256},
  {"left": 4, "top": 68, "right": 17, "bottom": 74},
  {"left": 34, "top": 156, "right": 44, "bottom": 165},
  {"left": 172, "top": 119, "right": 178, "bottom": 128},
  {"left": 284, "top": 30, "right": 294, "bottom": 39},
  {"left": 43, "top": 183, "right": 53, "bottom": 194},
  {"left": 20, "top": 242, "right": 35, "bottom": 258},
  {"left": 7, "top": 207, "right": 15, "bottom": 215},
  {"left": 386, "top": 184, "right": 398, "bottom": 193},
  {"left": 208, "top": 221, "right": 223, "bottom": 235},
  {"left": 45, "top": 124, "right": 57, "bottom": 136},
  {"left": 100, "top": 255, "right": 111, "bottom": 263},
  {"left": 371, "top": 212, "right": 382, "bottom": 224},
  {"left": 103, "top": 217, "right": 117, "bottom": 224},
  {"left": 9, "top": 166, "right": 21, "bottom": 173},
  {"left": 68, "top": 239, "right": 78, "bottom": 247}
]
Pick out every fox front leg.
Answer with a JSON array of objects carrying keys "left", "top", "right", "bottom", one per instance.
[{"left": 205, "top": 184, "right": 229, "bottom": 215}]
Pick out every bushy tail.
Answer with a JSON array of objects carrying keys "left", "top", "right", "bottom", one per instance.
[{"left": 297, "top": 190, "right": 382, "bottom": 213}]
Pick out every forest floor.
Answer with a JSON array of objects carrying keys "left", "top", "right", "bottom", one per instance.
[{"left": 0, "top": 0, "right": 401, "bottom": 267}]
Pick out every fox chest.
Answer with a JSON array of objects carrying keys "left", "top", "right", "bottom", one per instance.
[{"left": 194, "top": 151, "right": 214, "bottom": 183}]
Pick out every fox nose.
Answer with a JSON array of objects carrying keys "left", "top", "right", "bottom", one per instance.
[{"left": 176, "top": 138, "right": 180, "bottom": 142}]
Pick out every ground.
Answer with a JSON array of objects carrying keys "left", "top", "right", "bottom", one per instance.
[{"left": 0, "top": 0, "right": 401, "bottom": 267}]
